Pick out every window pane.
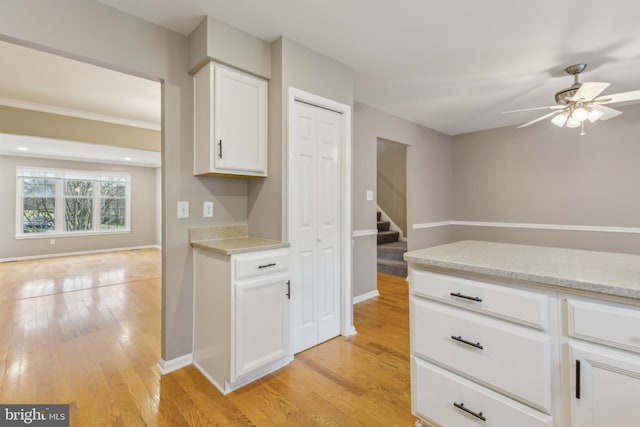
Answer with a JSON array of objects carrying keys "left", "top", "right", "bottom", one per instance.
[
  {"left": 23, "top": 179, "right": 56, "bottom": 197},
  {"left": 100, "top": 199, "right": 126, "bottom": 230},
  {"left": 64, "top": 180, "right": 93, "bottom": 197},
  {"left": 23, "top": 198, "right": 55, "bottom": 233},
  {"left": 101, "top": 182, "right": 126, "bottom": 197},
  {"left": 64, "top": 180, "right": 93, "bottom": 232}
]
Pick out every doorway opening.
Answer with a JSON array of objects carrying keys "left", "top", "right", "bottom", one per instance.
[{"left": 376, "top": 138, "right": 408, "bottom": 277}]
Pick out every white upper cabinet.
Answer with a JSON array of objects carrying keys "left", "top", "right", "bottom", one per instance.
[{"left": 194, "top": 62, "right": 267, "bottom": 177}]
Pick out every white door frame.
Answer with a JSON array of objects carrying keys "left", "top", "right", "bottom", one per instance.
[{"left": 285, "top": 87, "right": 355, "bottom": 338}]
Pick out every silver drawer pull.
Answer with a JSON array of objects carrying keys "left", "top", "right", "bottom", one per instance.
[
  {"left": 453, "top": 402, "right": 486, "bottom": 421},
  {"left": 450, "top": 292, "right": 482, "bottom": 302},
  {"left": 258, "top": 262, "right": 276, "bottom": 269},
  {"left": 451, "top": 335, "right": 484, "bottom": 350}
]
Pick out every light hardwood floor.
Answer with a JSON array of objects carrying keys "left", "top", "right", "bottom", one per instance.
[{"left": 0, "top": 249, "right": 413, "bottom": 426}]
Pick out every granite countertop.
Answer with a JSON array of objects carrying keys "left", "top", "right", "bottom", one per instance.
[
  {"left": 404, "top": 240, "right": 640, "bottom": 300},
  {"left": 189, "top": 224, "right": 288, "bottom": 255}
]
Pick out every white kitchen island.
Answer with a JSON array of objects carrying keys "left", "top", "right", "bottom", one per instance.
[{"left": 404, "top": 241, "right": 640, "bottom": 427}]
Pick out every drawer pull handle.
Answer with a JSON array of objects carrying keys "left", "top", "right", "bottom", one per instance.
[
  {"left": 451, "top": 335, "right": 484, "bottom": 350},
  {"left": 453, "top": 402, "right": 486, "bottom": 421},
  {"left": 450, "top": 292, "right": 482, "bottom": 302},
  {"left": 258, "top": 263, "right": 276, "bottom": 269},
  {"left": 576, "top": 360, "right": 581, "bottom": 399},
  {"left": 286, "top": 280, "right": 291, "bottom": 299},
  {"left": 218, "top": 140, "right": 223, "bottom": 158}
]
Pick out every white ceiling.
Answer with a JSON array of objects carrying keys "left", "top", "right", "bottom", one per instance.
[
  {"left": 0, "top": 39, "right": 160, "bottom": 130},
  {"left": 0, "top": 39, "right": 161, "bottom": 166},
  {"left": 99, "top": 0, "right": 640, "bottom": 135}
]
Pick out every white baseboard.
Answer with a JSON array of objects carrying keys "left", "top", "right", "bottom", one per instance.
[
  {"left": 157, "top": 353, "right": 193, "bottom": 375},
  {"left": 0, "top": 244, "right": 161, "bottom": 263},
  {"left": 353, "top": 289, "right": 380, "bottom": 304}
]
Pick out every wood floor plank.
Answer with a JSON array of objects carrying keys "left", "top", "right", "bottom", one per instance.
[{"left": 0, "top": 250, "right": 415, "bottom": 426}]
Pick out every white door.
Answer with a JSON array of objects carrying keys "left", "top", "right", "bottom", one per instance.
[
  {"left": 570, "top": 342, "right": 640, "bottom": 427},
  {"left": 291, "top": 100, "right": 342, "bottom": 353}
]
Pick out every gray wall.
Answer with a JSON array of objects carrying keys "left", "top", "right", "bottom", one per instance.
[
  {"left": 0, "top": 106, "right": 160, "bottom": 151},
  {"left": 377, "top": 138, "right": 407, "bottom": 235},
  {"left": 353, "top": 102, "right": 454, "bottom": 297},
  {"left": 247, "top": 37, "right": 354, "bottom": 241},
  {"left": 0, "top": 155, "right": 158, "bottom": 259},
  {"left": 452, "top": 103, "right": 640, "bottom": 254},
  {"left": 0, "top": 0, "right": 248, "bottom": 361}
]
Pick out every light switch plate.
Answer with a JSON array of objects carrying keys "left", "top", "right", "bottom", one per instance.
[
  {"left": 203, "top": 201, "right": 214, "bottom": 218},
  {"left": 366, "top": 190, "right": 374, "bottom": 201},
  {"left": 177, "top": 201, "right": 189, "bottom": 219}
]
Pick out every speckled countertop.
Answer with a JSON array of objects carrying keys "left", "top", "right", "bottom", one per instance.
[
  {"left": 190, "top": 225, "right": 289, "bottom": 255},
  {"left": 404, "top": 241, "right": 640, "bottom": 300}
]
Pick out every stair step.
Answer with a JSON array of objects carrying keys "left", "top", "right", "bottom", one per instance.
[
  {"left": 377, "top": 243, "right": 407, "bottom": 261},
  {"left": 377, "top": 220, "right": 390, "bottom": 232},
  {"left": 377, "top": 258, "right": 408, "bottom": 277},
  {"left": 376, "top": 211, "right": 381, "bottom": 221},
  {"left": 377, "top": 230, "right": 399, "bottom": 245}
]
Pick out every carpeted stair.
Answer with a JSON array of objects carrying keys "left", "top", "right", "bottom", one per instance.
[{"left": 376, "top": 211, "right": 407, "bottom": 277}]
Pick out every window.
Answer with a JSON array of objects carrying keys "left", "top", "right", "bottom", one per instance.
[{"left": 16, "top": 167, "right": 131, "bottom": 237}]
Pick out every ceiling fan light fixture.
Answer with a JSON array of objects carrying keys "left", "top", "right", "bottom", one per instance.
[
  {"left": 587, "top": 109, "right": 604, "bottom": 123},
  {"left": 566, "top": 116, "right": 581, "bottom": 128},
  {"left": 551, "top": 112, "right": 569, "bottom": 127},
  {"left": 571, "top": 106, "right": 589, "bottom": 122}
]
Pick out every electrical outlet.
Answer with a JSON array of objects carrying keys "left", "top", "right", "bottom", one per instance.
[
  {"left": 49, "top": 239, "right": 55, "bottom": 246},
  {"left": 203, "top": 201, "right": 214, "bottom": 218},
  {"left": 177, "top": 201, "right": 189, "bottom": 219},
  {"left": 366, "top": 190, "right": 374, "bottom": 201}
]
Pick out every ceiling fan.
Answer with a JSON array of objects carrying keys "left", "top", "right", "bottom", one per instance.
[{"left": 505, "top": 64, "right": 640, "bottom": 135}]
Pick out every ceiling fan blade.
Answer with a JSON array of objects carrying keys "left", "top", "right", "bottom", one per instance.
[
  {"left": 517, "top": 111, "right": 559, "bottom": 128},
  {"left": 571, "top": 82, "right": 611, "bottom": 102},
  {"left": 594, "top": 89, "right": 640, "bottom": 105},
  {"left": 503, "top": 105, "right": 563, "bottom": 114},
  {"left": 592, "top": 105, "right": 623, "bottom": 120}
]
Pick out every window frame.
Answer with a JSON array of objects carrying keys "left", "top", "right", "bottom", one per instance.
[{"left": 15, "top": 166, "right": 131, "bottom": 239}]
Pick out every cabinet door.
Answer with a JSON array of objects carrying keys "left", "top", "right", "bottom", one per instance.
[
  {"left": 234, "top": 274, "right": 289, "bottom": 379},
  {"left": 570, "top": 342, "right": 640, "bottom": 427},
  {"left": 214, "top": 65, "right": 267, "bottom": 175}
]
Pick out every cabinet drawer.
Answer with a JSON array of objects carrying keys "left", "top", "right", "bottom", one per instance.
[
  {"left": 234, "top": 249, "right": 289, "bottom": 280},
  {"left": 411, "top": 269, "right": 549, "bottom": 330},
  {"left": 413, "top": 357, "right": 553, "bottom": 427},
  {"left": 567, "top": 298, "right": 640, "bottom": 353},
  {"left": 411, "top": 297, "right": 552, "bottom": 412}
]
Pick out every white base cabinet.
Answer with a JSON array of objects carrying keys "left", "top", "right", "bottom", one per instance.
[
  {"left": 410, "top": 269, "right": 640, "bottom": 427},
  {"left": 193, "top": 247, "right": 291, "bottom": 394},
  {"left": 565, "top": 296, "right": 640, "bottom": 427}
]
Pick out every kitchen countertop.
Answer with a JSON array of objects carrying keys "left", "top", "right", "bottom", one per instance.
[
  {"left": 191, "top": 237, "right": 289, "bottom": 256},
  {"left": 189, "top": 225, "right": 288, "bottom": 255},
  {"left": 404, "top": 240, "right": 640, "bottom": 300}
]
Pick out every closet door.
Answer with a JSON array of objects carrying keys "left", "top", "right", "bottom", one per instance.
[{"left": 290, "top": 100, "right": 341, "bottom": 353}]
